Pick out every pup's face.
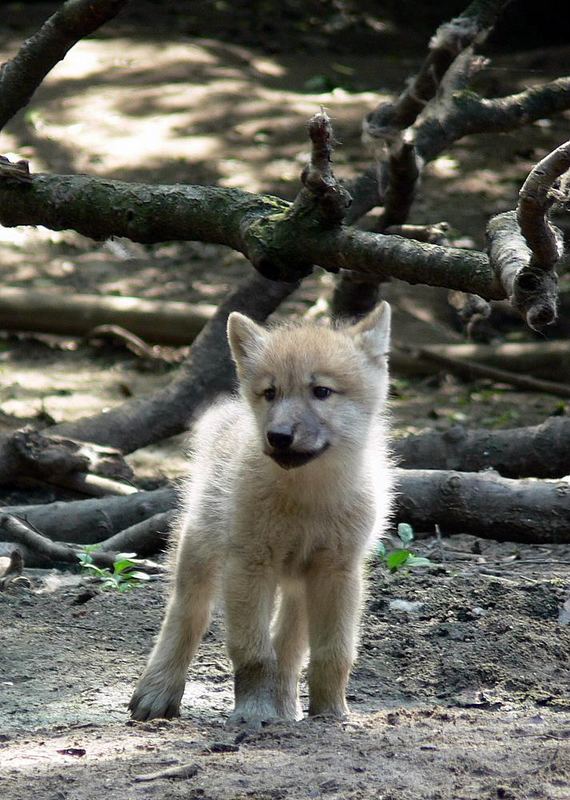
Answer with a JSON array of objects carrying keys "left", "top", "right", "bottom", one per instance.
[{"left": 227, "top": 303, "right": 391, "bottom": 470}]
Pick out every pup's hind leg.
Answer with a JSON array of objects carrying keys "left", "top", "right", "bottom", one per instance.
[
  {"left": 271, "top": 583, "right": 308, "bottom": 720},
  {"left": 224, "top": 557, "right": 279, "bottom": 726},
  {"left": 305, "top": 560, "right": 363, "bottom": 718},
  {"left": 129, "top": 529, "right": 218, "bottom": 721}
]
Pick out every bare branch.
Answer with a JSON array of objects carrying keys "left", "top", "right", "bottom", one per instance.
[
  {"left": 379, "top": 138, "right": 422, "bottom": 230},
  {"left": 383, "top": 222, "right": 450, "bottom": 244},
  {"left": 486, "top": 210, "right": 561, "bottom": 329},
  {"left": 415, "top": 77, "right": 570, "bottom": 163},
  {"left": 364, "top": 0, "right": 508, "bottom": 138},
  {"left": 517, "top": 139, "right": 570, "bottom": 266},
  {"left": 0, "top": 0, "right": 127, "bottom": 131},
  {"left": 409, "top": 344, "right": 570, "bottom": 398},
  {"left": 0, "top": 173, "right": 503, "bottom": 298},
  {"left": 298, "top": 111, "right": 351, "bottom": 224}
]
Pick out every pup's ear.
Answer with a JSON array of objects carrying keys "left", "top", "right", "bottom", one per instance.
[
  {"left": 349, "top": 301, "right": 391, "bottom": 364},
  {"left": 227, "top": 312, "right": 267, "bottom": 374}
]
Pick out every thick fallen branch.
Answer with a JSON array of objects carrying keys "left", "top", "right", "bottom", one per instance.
[
  {"left": 395, "top": 469, "right": 570, "bottom": 544},
  {"left": 0, "top": 429, "right": 133, "bottom": 487},
  {"left": 97, "top": 510, "right": 175, "bottom": 556},
  {"left": 0, "top": 287, "right": 214, "bottom": 344},
  {"left": 0, "top": 513, "right": 117, "bottom": 569},
  {"left": 3, "top": 487, "right": 175, "bottom": 544},
  {"left": 3, "top": 466, "right": 570, "bottom": 553},
  {"left": 0, "top": 0, "right": 127, "bottom": 131},
  {"left": 394, "top": 417, "right": 570, "bottom": 479}
]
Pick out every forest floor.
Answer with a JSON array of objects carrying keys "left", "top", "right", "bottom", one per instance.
[{"left": 0, "top": 3, "right": 569, "bottom": 799}]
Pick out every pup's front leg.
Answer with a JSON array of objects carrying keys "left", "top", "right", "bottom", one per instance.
[
  {"left": 305, "top": 560, "right": 363, "bottom": 718},
  {"left": 129, "top": 536, "right": 217, "bottom": 721},
  {"left": 224, "top": 556, "right": 279, "bottom": 727}
]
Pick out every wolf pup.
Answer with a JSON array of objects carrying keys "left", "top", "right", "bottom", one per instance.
[{"left": 129, "top": 302, "right": 394, "bottom": 725}]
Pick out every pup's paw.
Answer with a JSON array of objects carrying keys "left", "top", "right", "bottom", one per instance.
[
  {"left": 128, "top": 678, "right": 184, "bottom": 721},
  {"left": 226, "top": 703, "right": 280, "bottom": 731}
]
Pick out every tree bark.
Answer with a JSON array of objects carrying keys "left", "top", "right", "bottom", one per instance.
[
  {"left": 393, "top": 417, "right": 570, "bottom": 479},
  {"left": 3, "top": 487, "right": 175, "bottom": 545},
  {"left": 0, "top": 173, "right": 505, "bottom": 298},
  {"left": 395, "top": 469, "right": 570, "bottom": 544}
]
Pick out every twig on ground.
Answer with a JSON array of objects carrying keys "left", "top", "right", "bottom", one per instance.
[
  {"left": 410, "top": 344, "right": 570, "bottom": 398},
  {"left": 134, "top": 762, "right": 199, "bottom": 783}
]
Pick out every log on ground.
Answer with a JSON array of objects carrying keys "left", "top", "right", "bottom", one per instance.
[
  {"left": 394, "top": 416, "right": 570, "bottom": 479},
  {"left": 395, "top": 468, "right": 570, "bottom": 544}
]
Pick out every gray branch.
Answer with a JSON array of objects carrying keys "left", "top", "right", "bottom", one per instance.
[{"left": 0, "top": 0, "right": 127, "bottom": 131}]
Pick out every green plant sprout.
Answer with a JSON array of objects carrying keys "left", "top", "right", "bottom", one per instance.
[
  {"left": 78, "top": 547, "right": 151, "bottom": 592},
  {"left": 376, "top": 523, "right": 432, "bottom": 572}
]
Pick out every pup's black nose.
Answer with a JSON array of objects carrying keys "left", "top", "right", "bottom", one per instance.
[{"left": 267, "top": 430, "right": 294, "bottom": 450}]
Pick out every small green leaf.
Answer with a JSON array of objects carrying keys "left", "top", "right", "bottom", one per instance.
[
  {"left": 386, "top": 549, "right": 411, "bottom": 571},
  {"left": 397, "top": 523, "right": 414, "bottom": 546}
]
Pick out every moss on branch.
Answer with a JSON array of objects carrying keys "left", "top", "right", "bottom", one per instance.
[{"left": 0, "top": 172, "right": 505, "bottom": 299}]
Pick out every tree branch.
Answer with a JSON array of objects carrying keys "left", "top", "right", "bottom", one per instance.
[
  {"left": 486, "top": 209, "right": 562, "bottom": 330},
  {"left": 394, "top": 417, "right": 570, "bottom": 479},
  {"left": 3, "top": 487, "right": 175, "bottom": 544},
  {"left": 364, "top": 0, "right": 507, "bottom": 137},
  {"left": 415, "top": 77, "right": 570, "bottom": 163},
  {"left": 0, "top": 173, "right": 504, "bottom": 298},
  {"left": 0, "top": 0, "right": 127, "bottom": 131},
  {"left": 396, "top": 468, "right": 570, "bottom": 544}
]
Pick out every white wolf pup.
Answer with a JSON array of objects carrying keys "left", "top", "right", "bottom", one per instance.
[{"left": 129, "top": 302, "right": 394, "bottom": 725}]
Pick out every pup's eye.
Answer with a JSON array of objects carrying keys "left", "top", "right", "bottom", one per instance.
[
  {"left": 312, "top": 386, "right": 333, "bottom": 400},
  {"left": 263, "top": 387, "right": 276, "bottom": 401}
]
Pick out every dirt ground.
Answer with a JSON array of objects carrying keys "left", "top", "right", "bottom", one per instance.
[{"left": 1, "top": 3, "right": 570, "bottom": 799}]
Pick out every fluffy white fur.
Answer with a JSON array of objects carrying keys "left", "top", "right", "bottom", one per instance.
[{"left": 129, "top": 302, "right": 394, "bottom": 725}]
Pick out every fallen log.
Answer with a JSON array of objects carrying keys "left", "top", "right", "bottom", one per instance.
[
  {"left": 0, "top": 429, "right": 134, "bottom": 490},
  {"left": 97, "top": 510, "right": 175, "bottom": 556},
  {"left": 0, "top": 287, "right": 214, "bottom": 345},
  {"left": 3, "top": 487, "right": 175, "bottom": 544},
  {"left": 393, "top": 417, "right": 570, "bottom": 478},
  {"left": 2, "top": 468, "right": 569, "bottom": 556},
  {"left": 395, "top": 469, "right": 570, "bottom": 544},
  {"left": 0, "top": 513, "right": 117, "bottom": 569}
]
